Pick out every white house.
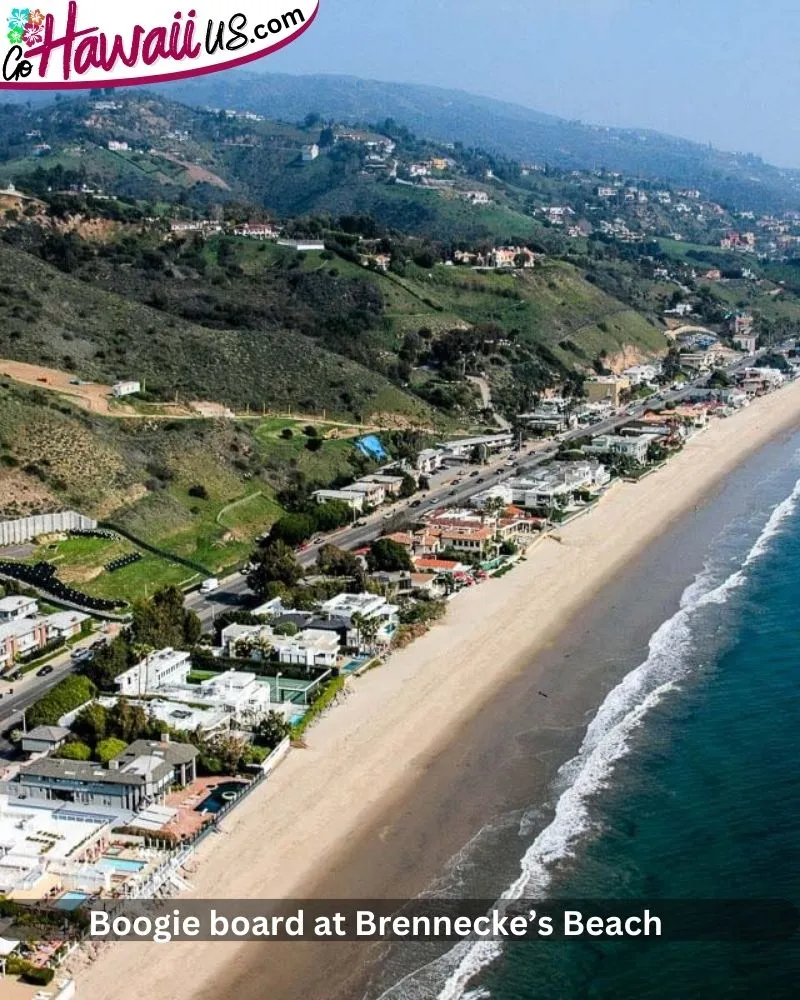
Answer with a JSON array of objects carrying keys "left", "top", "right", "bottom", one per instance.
[
  {"left": 107, "top": 140, "right": 129, "bottom": 151},
  {"left": 197, "top": 670, "right": 271, "bottom": 719},
  {"left": 44, "top": 610, "right": 89, "bottom": 640},
  {"left": 112, "top": 380, "right": 141, "bottom": 398},
  {"left": 272, "top": 628, "right": 340, "bottom": 669},
  {"left": 115, "top": 648, "right": 191, "bottom": 696},
  {"left": 0, "top": 595, "right": 38, "bottom": 621},
  {"left": 312, "top": 489, "right": 365, "bottom": 511},
  {"left": 416, "top": 448, "right": 444, "bottom": 474},
  {"left": 319, "top": 593, "right": 399, "bottom": 647},
  {"left": 343, "top": 482, "right": 386, "bottom": 506},
  {"left": 584, "top": 434, "right": 656, "bottom": 464},
  {"left": 301, "top": 143, "right": 320, "bottom": 161}
]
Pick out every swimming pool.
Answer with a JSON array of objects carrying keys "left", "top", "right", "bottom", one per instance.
[
  {"left": 100, "top": 857, "right": 145, "bottom": 873},
  {"left": 195, "top": 781, "right": 247, "bottom": 814},
  {"left": 55, "top": 891, "right": 90, "bottom": 910}
]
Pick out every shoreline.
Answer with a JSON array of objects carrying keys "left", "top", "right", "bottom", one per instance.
[{"left": 76, "top": 381, "right": 800, "bottom": 1000}]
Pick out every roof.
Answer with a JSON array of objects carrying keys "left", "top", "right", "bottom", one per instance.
[
  {"left": 414, "top": 558, "right": 462, "bottom": 572},
  {"left": 0, "top": 595, "right": 36, "bottom": 612},
  {"left": 20, "top": 758, "right": 148, "bottom": 786},
  {"left": 384, "top": 532, "right": 413, "bottom": 546},
  {"left": 24, "top": 725, "right": 70, "bottom": 743},
  {"left": 114, "top": 739, "right": 198, "bottom": 768}
]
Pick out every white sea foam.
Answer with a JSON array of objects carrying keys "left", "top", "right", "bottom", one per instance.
[{"left": 423, "top": 476, "right": 800, "bottom": 1000}]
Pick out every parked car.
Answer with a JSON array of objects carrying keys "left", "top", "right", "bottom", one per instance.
[
  {"left": 410, "top": 499, "right": 422, "bottom": 507},
  {"left": 36, "top": 665, "right": 54, "bottom": 677}
]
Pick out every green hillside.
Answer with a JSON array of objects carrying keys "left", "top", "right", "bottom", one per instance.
[{"left": 0, "top": 242, "right": 429, "bottom": 422}]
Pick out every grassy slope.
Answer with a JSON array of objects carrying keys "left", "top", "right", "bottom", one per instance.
[
  {"left": 0, "top": 384, "right": 378, "bottom": 600},
  {"left": 0, "top": 243, "right": 429, "bottom": 421}
]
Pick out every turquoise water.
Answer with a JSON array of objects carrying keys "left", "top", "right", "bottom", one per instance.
[
  {"left": 376, "top": 432, "right": 800, "bottom": 1000},
  {"left": 100, "top": 857, "right": 145, "bottom": 873},
  {"left": 55, "top": 890, "right": 90, "bottom": 910}
]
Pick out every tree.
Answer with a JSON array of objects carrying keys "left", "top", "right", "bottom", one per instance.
[
  {"left": 72, "top": 702, "right": 109, "bottom": 747},
  {"left": 366, "top": 538, "right": 413, "bottom": 572},
  {"left": 96, "top": 737, "right": 128, "bottom": 764},
  {"left": 107, "top": 699, "right": 149, "bottom": 743},
  {"left": 305, "top": 437, "right": 323, "bottom": 452},
  {"left": 80, "top": 636, "right": 132, "bottom": 690},
  {"left": 56, "top": 740, "right": 92, "bottom": 761},
  {"left": 254, "top": 710, "right": 292, "bottom": 750},
  {"left": 248, "top": 540, "right": 302, "bottom": 596},
  {"left": 399, "top": 474, "right": 417, "bottom": 499},
  {"left": 317, "top": 543, "right": 364, "bottom": 582},
  {"left": 132, "top": 586, "right": 197, "bottom": 649},
  {"left": 269, "top": 514, "right": 316, "bottom": 547}
]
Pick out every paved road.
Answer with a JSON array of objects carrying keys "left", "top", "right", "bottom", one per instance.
[
  {"left": 184, "top": 346, "right": 782, "bottom": 629},
  {"left": 0, "top": 632, "right": 105, "bottom": 752}
]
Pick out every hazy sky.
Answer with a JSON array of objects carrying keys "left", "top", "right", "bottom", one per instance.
[{"left": 261, "top": 0, "right": 800, "bottom": 167}]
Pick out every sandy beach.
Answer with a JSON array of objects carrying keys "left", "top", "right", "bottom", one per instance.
[{"left": 76, "top": 381, "right": 800, "bottom": 1000}]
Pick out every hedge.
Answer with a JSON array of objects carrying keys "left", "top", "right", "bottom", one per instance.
[{"left": 26, "top": 675, "right": 97, "bottom": 728}]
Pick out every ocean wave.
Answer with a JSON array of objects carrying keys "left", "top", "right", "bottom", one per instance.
[
  {"left": 375, "top": 476, "right": 800, "bottom": 1000},
  {"left": 427, "top": 475, "right": 800, "bottom": 1000}
]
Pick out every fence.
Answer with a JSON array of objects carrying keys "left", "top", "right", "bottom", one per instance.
[{"left": 0, "top": 511, "right": 97, "bottom": 547}]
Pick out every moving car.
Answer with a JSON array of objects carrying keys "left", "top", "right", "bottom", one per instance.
[
  {"left": 36, "top": 665, "right": 54, "bottom": 677},
  {"left": 200, "top": 577, "right": 220, "bottom": 594}
]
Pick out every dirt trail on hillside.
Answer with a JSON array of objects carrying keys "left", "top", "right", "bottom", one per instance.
[{"left": 0, "top": 360, "right": 121, "bottom": 414}]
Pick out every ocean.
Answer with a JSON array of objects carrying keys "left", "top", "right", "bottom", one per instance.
[{"left": 373, "top": 428, "right": 800, "bottom": 1000}]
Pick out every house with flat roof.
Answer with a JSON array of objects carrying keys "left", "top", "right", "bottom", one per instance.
[
  {"left": 0, "top": 596, "right": 37, "bottom": 621},
  {"left": 584, "top": 377, "right": 630, "bottom": 407},
  {"left": 43, "top": 610, "right": 89, "bottom": 640},
  {"left": 0, "top": 617, "right": 48, "bottom": 671},
  {"left": 271, "top": 628, "right": 340, "bottom": 669},
  {"left": 584, "top": 434, "right": 656, "bottom": 464},
  {"left": 319, "top": 593, "right": 398, "bottom": 647},
  {"left": 115, "top": 648, "right": 191, "bottom": 696},
  {"left": 312, "top": 489, "right": 365, "bottom": 511}
]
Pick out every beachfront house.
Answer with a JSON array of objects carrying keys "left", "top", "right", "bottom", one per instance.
[
  {"left": 271, "top": 628, "right": 340, "bottom": 669},
  {"left": 584, "top": 434, "right": 656, "bottom": 464},
  {"left": 13, "top": 738, "right": 198, "bottom": 811},
  {"left": 318, "top": 593, "right": 399, "bottom": 648}
]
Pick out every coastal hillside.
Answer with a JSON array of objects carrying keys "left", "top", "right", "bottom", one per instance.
[
  {"left": 0, "top": 242, "right": 429, "bottom": 421},
  {"left": 161, "top": 71, "right": 800, "bottom": 213}
]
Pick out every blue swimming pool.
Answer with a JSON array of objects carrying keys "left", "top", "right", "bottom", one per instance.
[
  {"left": 100, "top": 857, "right": 145, "bottom": 873},
  {"left": 55, "top": 891, "right": 90, "bottom": 910}
]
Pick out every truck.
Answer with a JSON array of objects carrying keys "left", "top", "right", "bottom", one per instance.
[{"left": 200, "top": 577, "right": 220, "bottom": 594}]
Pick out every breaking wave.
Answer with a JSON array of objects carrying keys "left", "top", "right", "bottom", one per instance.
[{"left": 378, "top": 474, "right": 800, "bottom": 1000}]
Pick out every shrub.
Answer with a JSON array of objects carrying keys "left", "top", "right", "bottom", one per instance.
[{"left": 27, "top": 675, "right": 97, "bottom": 728}]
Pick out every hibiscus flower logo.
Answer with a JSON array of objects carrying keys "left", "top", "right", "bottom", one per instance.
[
  {"left": 6, "top": 7, "right": 28, "bottom": 43},
  {"left": 27, "top": 7, "right": 43, "bottom": 25},
  {"left": 23, "top": 16, "right": 42, "bottom": 45}
]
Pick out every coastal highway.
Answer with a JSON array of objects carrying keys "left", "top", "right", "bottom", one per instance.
[
  {"left": 0, "top": 633, "right": 104, "bottom": 755},
  {"left": 183, "top": 374, "right": 716, "bottom": 629}
]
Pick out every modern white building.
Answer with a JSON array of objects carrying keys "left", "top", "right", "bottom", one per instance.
[
  {"left": 319, "top": 593, "right": 398, "bottom": 647},
  {"left": 115, "top": 648, "right": 191, "bottom": 696},
  {"left": 272, "top": 628, "right": 340, "bottom": 668},
  {"left": 584, "top": 434, "right": 656, "bottom": 464}
]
